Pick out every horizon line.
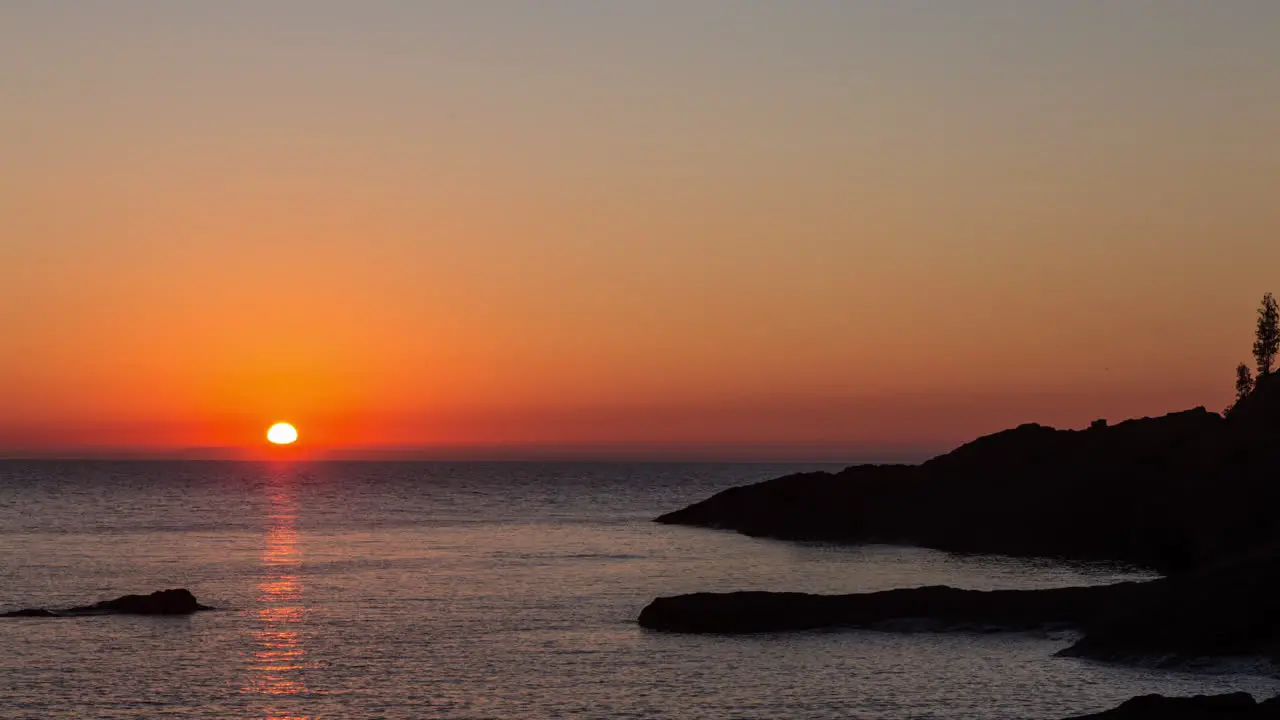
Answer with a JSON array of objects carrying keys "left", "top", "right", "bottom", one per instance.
[{"left": 0, "top": 442, "right": 936, "bottom": 464}]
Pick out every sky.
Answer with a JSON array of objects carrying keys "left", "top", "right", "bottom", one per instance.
[{"left": 2, "top": 1, "right": 1278, "bottom": 459}]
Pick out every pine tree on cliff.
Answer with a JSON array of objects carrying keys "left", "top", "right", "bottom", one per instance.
[
  {"left": 1254, "top": 292, "right": 1280, "bottom": 377},
  {"left": 1235, "top": 363, "right": 1254, "bottom": 408}
]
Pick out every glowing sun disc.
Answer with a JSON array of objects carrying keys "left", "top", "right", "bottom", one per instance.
[{"left": 267, "top": 423, "right": 298, "bottom": 445}]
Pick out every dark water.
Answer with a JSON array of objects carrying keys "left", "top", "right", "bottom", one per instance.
[{"left": 1, "top": 461, "right": 1276, "bottom": 719}]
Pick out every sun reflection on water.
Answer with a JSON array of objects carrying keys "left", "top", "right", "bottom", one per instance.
[{"left": 245, "top": 476, "right": 312, "bottom": 720}]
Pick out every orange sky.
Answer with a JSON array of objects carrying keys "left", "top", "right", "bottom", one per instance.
[{"left": 2, "top": 3, "right": 1278, "bottom": 459}]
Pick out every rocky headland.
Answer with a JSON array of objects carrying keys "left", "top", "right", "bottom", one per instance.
[
  {"left": 643, "top": 373, "right": 1280, "bottom": 669},
  {"left": 659, "top": 378, "right": 1280, "bottom": 573}
]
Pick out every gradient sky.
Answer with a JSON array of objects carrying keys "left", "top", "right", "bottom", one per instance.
[{"left": 2, "top": 1, "right": 1278, "bottom": 458}]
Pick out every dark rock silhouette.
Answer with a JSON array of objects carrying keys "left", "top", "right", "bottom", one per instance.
[
  {"left": 1227, "top": 369, "right": 1280, "bottom": 431},
  {"left": 2, "top": 589, "right": 210, "bottom": 617},
  {"left": 639, "top": 544, "right": 1280, "bottom": 664},
  {"left": 1060, "top": 544, "right": 1280, "bottom": 663},
  {"left": 1064, "top": 693, "right": 1280, "bottom": 719},
  {"left": 638, "top": 582, "right": 1147, "bottom": 634},
  {"left": 658, "top": 395, "right": 1280, "bottom": 573},
  {"left": 1, "top": 608, "right": 58, "bottom": 618},
  {"left": 648, "top": 382, "right": 1280, "bottom": 663}
]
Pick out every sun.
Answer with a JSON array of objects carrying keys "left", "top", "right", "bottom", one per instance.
[{"left": 267, "top": 422, "right": 298, "bottom": 445}]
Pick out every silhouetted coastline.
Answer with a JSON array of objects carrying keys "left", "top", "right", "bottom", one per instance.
[
  {"left": 645, "top": 363, "right": 1280, "bottom": 690},
  {"left": 1064, "top": 692, "right": 1280, "bottom": 719},
  {"left": 657, "top": 372, "right": 1280, "bottom": 574},
  {"left": 640, "top": 540, "right": 1280, "bottom": 663}
]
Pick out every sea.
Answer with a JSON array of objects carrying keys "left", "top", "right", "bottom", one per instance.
[{"left": 2, "top": 461, "right": 1277, "bottom": 720}]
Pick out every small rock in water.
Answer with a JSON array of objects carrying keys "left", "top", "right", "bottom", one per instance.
[{"left": 2, "top": 588, "right": 211, "bottom": 618}]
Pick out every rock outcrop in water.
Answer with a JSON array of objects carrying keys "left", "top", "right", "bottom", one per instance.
[
  {"left": 637, "top": 582, "right": 1148, "bottom": 634},
  {"left": 657, "top": 375, "right": 1280, "bottom": 574},
  {"left": 1064, "top": 693, "right": 1280, "bottom": 719},
  {"left": 1, "top": 588, "right": 211, "bottom": 617},
  {"left": 640, "top": 536, "right": 1280, "bottom": 664}
]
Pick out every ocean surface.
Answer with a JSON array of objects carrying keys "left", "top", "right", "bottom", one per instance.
[{"left": 1, "top": 461, "right": 1276, "bottom": 720}]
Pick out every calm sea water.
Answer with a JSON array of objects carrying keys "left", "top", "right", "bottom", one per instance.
[{"left": 1, "top": 461, "right": 1276, "bottom": 720}]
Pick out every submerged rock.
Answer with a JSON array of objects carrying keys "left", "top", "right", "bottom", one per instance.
[{"left": 2, "top": 588, "right": 211, "bottom": 617}]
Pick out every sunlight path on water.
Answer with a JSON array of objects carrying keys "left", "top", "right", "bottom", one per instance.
[{"left": 244, "top": 467, "right": 310, "bottom": 720}]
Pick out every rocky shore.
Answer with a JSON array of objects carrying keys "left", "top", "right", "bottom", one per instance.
[
  {"left": 657, "top": 375, "right": 1280, "bottom": 574},
  {"left": 1065, "top": 693, "right": 1280, "bottom": 719},
  {"left": 643, "top": 375, "right": 1280, "bottom": 687},
  {"left": 640, "top": 538, "right": 1280, "bottom": 665}
]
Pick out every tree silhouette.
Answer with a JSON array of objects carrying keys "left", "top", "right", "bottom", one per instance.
[
  {"left": 1235, "top": 363, "right": 1254, "bottom": 407},
  {"left": 1254, "top": 293, "right": 1280, "bottom": 377}
]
